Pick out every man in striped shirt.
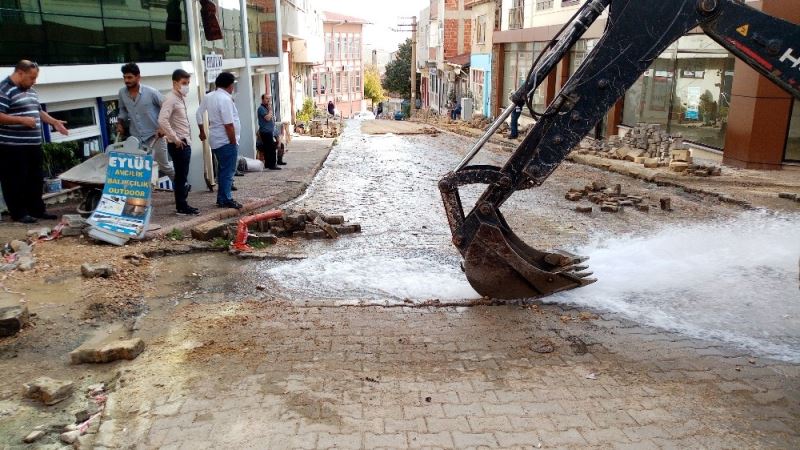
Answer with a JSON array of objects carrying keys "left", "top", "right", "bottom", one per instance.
[{"left": 0, "top": 60, "right": 69, "bottom": 223}]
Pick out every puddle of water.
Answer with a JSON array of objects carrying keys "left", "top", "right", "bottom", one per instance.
[{"left": 551, "top": 211, "right": 800, "bottom": 362}]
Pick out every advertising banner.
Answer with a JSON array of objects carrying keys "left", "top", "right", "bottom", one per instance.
[{"left": 87, "top": 151, "right": 153, "bottom": 242}]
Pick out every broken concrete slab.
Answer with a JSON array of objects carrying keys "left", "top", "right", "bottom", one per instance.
[
  {"left": 190, "top": 220, "right": 227, "bottom": 241},
  {"left": 81, "top": 263, "right": 114, "bottom": 279},
  {"left": 10, "top": 240, "right": 31, "bottom": 255},
  {"left": 778, "top": 192, "right": 798, "bottom": 201},
  {"left": 17, "top": 256, "right": 35, "bottom": 272},
  {"left": 0, "top": 305, "right": 29, "bottom": 337},
  {"left": 27, "top": 227, "right": 51, "bottom": 239},
  {"left": 669, "top": 161, "right": 689, "bottom": 172},
  {"left": 23, "top": 377, "right": 74, "bottom": 405},
  {"left": 70, "top": 337, "right": 145, "bottom": 364}
]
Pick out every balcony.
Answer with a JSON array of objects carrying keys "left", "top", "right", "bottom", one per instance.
[{"left": 508, "top": 6, "right": 524, "bottom": 30}]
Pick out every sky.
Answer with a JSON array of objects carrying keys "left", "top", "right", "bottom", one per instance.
[{"left": 316, "top": 0, "right": 430, "bottom": 53}]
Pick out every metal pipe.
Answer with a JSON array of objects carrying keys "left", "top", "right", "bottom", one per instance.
[
  {"left": 453, "top": 0, "right": 610, "bottom": 172},
  {"left": 454, "top": 104, "right": 516, "bottom": 172}
]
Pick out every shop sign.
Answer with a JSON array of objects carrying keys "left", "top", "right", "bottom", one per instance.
[
  {"left": 205, "top": 53, "right": 224, "bottom": 79},
  {"left": 87, "top": 150, "right": 154, "bottom": 244}
]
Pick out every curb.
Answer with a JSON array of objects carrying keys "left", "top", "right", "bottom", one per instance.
[{"left": 147, "top": 142, "right": 333, "bottom": 239}]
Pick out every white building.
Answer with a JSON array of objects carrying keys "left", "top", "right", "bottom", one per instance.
[{"left": 0, "top": 0, "right": 325, "bottom": 189}]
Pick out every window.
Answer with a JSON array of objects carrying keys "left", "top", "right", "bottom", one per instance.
[
  {"left": 325, "top": 33, "right": 333, "bottom": 60},
  {"left": 312, "top": 74, "right": 319, "bottom": 96},
  {"left": 246, "top": 0, "right": 279, "bottom": 58},
  {"left": 334, "top": 33, "right": 341, "bottom": 60},
  {"left": 354, "top": 34, "right": 361, "bottom": 60},
  {"left": 355, "top": 71, "right": 361, "bottom": 95},
  {"left": 561, "top": 0, "right": 580, "bottom": 6},
  {"left": 475, "top": 15, "right": 487, "bottom": 45},
  {"left": 536, "top": 0, "right": 554, "bottom": 10},
  {"left": 336, "top": 72, "right": 342, "bottom": 93},
  {"left": 0, "top": 2, "right": 190, "bottom": 65}
]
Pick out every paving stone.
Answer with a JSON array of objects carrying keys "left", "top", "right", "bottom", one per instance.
[
  {"left": 426, "top": 416, "right": 470, "bottom": 433},
  {"left": 70, "top": 337, "right": 145, "bottom": 364},
  {"left": 451, "top": 431, "right": 498, "bottom": 447},
  {"left": 579, "top": 426, "right": 631, "bottom": 445},
  {"left": 539, "top": 428, "right": 588, "bottom": 447},
  {"left": 22, "top": 377, "right": 74, "bottom": 405},
  {"left": 0, "top": 305, "right": 29, "bottom": 337},
  {"left": 317, "top": 432, "right": 362, "bottom": 449},
  {"left": 407, "top": 431, "right": 455, "bottom": 447},
  {"left": 364, "top": 432, "right": 407, "bottom": 447},
  {"left": 622, "top": 424, "right": 670, "bottom": 441},
  {"left": 467, "top": 415, "right": 513, "bottom": 432},
  {"left": 190, "top": 221, "right": 227, "bottom": 241},
  {"left": 494, "top": 431, "right": 541, "bottom": 447}
]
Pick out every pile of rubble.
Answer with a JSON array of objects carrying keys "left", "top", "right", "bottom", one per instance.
[
  {"left": 575, "top": 124, "right": 722, "bottom": 176},
  {"left": 251, "top": 209, "right": 361, "bottom": 241},
  {"left": 565, "top": 181, "right": 673, "bottom": 214},
  {"left": 308, "top": 118, "right": 342, "bottom": 138},
  {"left": 191, "top": 209, "right": 361, "bottom": 244}
]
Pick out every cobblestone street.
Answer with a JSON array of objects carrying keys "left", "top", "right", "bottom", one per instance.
[
  {"left": 111, "top": 301, "right": 800, "bottom": 449},
  {"left": 97, "top": 122, "right": 799, "bottom": 449}
]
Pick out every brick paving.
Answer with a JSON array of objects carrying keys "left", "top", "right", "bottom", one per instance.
[{"left": 105, "top": 301, "right": 800, "bottom": 449}]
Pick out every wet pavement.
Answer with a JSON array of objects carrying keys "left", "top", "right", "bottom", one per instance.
[{"left": 2, "top": 120, "right": 799, "bottom": 448}]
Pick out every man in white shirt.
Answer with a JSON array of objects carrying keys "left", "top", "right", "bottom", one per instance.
[{"left": 196, "top": 72, "right": 241, "bottom": 209}]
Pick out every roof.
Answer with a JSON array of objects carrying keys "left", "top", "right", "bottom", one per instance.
[
  {"left": 323, "top": 11, "right": 368, "bottom": 24},
  {"left": 446, "top": 53, "right": 471, "bottom": 67}
]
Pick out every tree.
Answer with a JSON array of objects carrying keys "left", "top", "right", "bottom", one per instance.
[
  {"left": 383, "top": 38, "right": 413, "bottom": 99},
  {"left": 363, "top": 65, "right": 386, "bottom": 108}
]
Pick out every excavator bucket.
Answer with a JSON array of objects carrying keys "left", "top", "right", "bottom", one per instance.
[{"left": 459, "top": 206, "right": 596, "bottom": 300}]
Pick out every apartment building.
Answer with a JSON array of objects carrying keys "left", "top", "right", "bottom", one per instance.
[
  {"left": 310, "top": 12, "right": 366, "bottom": 118},
  {"left": 466, "top": 0, "right": 499, "bottom": 117},
  {"left": 419, "top": 0, "right": 473, "bottom": 114},
  {"left": 493, "top": 0, "right": 799, "bottom": 169}
]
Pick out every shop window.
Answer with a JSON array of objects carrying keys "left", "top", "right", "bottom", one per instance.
[
  {"left": 786, "top": 99, "right": 800, "bottom": 162},
  {"left": 623, "top": 35, "right": 734, "bottom": 149}
]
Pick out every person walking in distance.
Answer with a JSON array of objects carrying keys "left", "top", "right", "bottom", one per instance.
[
  {"left": 0, "top": 60, "right": 69, "bottom": 223},
  {"left": 196, "top": 72, "right": 241, "bottom": 209},
  {"left": 327, "top": 100, "right": 335, "bottom": 117},
  {"left": 257, "top": 95, "right": 280, "bottom": 170},
  {"left": 157, "top": 69, "right": 198, "bottom": 215},
  {"left": 117, "top": 63, "right": 176, "bottom": 182}
]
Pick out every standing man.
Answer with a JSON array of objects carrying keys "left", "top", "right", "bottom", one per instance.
[
  {"left": 117, "top": 63, "right": 176, "bottom": 183},
  {"left": 158, "top": 69, "right": 198, "bottom": 216},
  {"left": 196, "top": 72, "right": 241, "bottom": 209},
  {"left": 0, "top": 60, "right": 69, "bottom": 223},
  {"left": 257, "top": 94, "right": 280, "bottom": 170}
]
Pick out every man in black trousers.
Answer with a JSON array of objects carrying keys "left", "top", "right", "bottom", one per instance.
[
  {"left": 256, "top": 94, "right": 280, "bottom": 170},
  {"left": 0, "top": 60, "right": 69, "bottom": 223}
]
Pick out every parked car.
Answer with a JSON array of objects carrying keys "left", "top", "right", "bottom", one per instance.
[
  {"left": 354, "top": 110, "right": 375, "bottom": 120},
  {"left": 394, "top": 111, "right": 405, "bottom": 121}
]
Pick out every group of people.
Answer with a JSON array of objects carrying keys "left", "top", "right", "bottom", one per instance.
[{"left": 0, "top": 59, "right": 287, "bottom": 222}]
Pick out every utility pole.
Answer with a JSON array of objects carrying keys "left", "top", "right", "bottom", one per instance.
[{"left": 398, "top": 16, "right": 418, "bottom": 110}]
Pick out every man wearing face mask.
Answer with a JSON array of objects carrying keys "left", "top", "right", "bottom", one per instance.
[
  {"left": 158, "top": 69, "right": 198, "bottom": 215},
  {"left": 196, "top": 72, "right": 241, "bottom": 209},
  {"left": 0, "top": 60, "right": 69, "bottom": 223},
  {"left": 117, "top": 63, "right": 175, "bottom": 182}
]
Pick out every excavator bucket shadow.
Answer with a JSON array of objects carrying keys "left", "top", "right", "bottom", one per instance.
[{"left": 462, "top": 208, "right": 596, "bottom": 300}]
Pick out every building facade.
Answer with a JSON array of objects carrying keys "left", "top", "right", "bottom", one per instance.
[
  {"left": 0, "top": 0, "right": 333, "bottom": 192},
  {"left": 491, "top": 0, "right": 799, "bottom": 169},
  {"left": 467, "top": 0, "right": 498, "bottom": 117},
  {"left": 310, "top": 12, "right": 366, "bottom": 118}
]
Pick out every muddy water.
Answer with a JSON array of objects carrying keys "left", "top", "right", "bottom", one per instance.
[{"left": 182, "top": 120, "right": 797, "bottom": 361}]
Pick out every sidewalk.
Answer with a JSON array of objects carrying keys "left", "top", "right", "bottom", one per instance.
[{"left": 147, "top": 135, "right": 334, "bottom": 237}]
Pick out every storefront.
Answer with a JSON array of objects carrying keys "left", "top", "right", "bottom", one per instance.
[{"left": 622, "top": 35, "right": 735, "bottom": 150}]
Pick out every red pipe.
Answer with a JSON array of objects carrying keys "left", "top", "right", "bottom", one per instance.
[{"left": 232, "top": 210, "right": 283, "bottom": 252}]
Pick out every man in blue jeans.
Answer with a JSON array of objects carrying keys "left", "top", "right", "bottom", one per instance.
[{"left": 196, "top": 72, "right": 241, "bottom": 209}]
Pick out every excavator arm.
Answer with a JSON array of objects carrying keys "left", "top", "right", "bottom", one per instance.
[{"left": 439, "top": 0, "right": 800, "bottom": 299}]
